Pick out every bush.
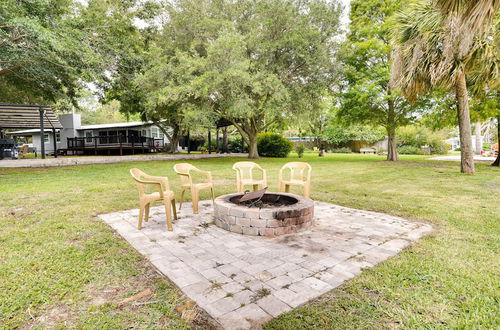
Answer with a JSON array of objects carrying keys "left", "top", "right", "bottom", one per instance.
[
  {"left": 398, "top": 145, "right": 425, "bottom": 155},
  {"left": 397, "top": 126, "right": 448, "bottom": 155},
  {"left": 257, "top": 132, "right": 293, "bottom": 157},
  {"left": 228, "top": 136, "right": 248, "bottom": 153},
  {"left": 429, "top": 141, "right": 448, "bottom": 155},
  {"left": 295, "top": 144, "right": 306, "bottom": 158},
  {"left": 330, "top": 147, "right": 351, "bottom": 153},
  {"left": 202, "top": 139, "right": 218, "bottom": 152}
]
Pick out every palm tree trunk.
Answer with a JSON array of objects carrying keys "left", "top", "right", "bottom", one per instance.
[
  {"left": 492, "top": 115, "right": 500, "bottom": 166},
  {"left": 455, "top": 69, "right": 475, "bottom": 174}
]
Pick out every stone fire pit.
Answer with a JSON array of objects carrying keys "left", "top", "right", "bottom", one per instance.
[{"left": 213, "top": 192, "right": 314, "bottom": 236}]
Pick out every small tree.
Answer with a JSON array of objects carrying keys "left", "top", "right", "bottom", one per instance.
[{"left": 337, "top": 0, "right": 421, "bottom": 161}]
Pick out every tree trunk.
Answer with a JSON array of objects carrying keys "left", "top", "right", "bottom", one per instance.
[
  {"left": 154, "top": 120, "right": 181, "bottom": 154},
  {"left": 222, "top": 127, "right": 228, "bottom": 153},
  {"left": 387, "top": 127, "right": 398, "bottom": 161},
  {"left": 386, "top": 98, "right": 398, "bottom": 161},
  {"left": 167, "top": 130, "right": 181, "bottom": 153},
  {"left": 455, "top": 70, "right": 475, "bottom": 174},
  {"left": 492, "top": 115, "right": 500, "bottom": 166},
  {"left": 247, "top": 134, "right": 259, "bottom": 159},
  {"left": 475, "top": 121, "right": 482, "bottom": 155}
]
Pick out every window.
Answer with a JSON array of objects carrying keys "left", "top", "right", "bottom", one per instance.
[
  {"left": 85, "top": 131, "right": 93, "bottom": 143},
  {"left": 108, "top": 130, "right": 117, "bottom": 144},
  {"left": 44, "top": 134, "right": 49, "bottom": 143},
  {"left": 158, "top": 129, "right": 164, "bottom": 139},
  {"left": 141, "top": 129, "right": 147, "bottom": 137},
  {"left": 56, "top": 133, "right": 61, "bottom": 143},
  {"left": 151, "top": 127, "right": 159, "bottom": 138},
  {"left": 98, "top": 131, "right": 108, "bottom": 144}
]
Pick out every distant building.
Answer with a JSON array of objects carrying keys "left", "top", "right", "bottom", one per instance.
[{"left": 8, "top": 114, "right": 174, "bottom": 155}]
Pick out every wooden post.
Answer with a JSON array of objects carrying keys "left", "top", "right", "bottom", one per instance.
[
  {"left": 52, "top": 128, "right": 57, "bottom": 158},
  {"left": 216, "top": 128, "right": 219, "bottom": 153},
  {"left": 94, "top": 135, "right": 97, "bottom": 155},
  {"left": 39, "top": 107, "right": 45, "bottom": 159},
  {"left": 208, "top": 130, "right": 212, "bottom": 154},
  {"left": 241, "top": 135, "right": 244, "bottom": 153},
  {"left": 119, "top": 135, "right": 123, "bottom": 156},
  {"left": 187, "top": 131, "right": 191, "bottom": 154}
]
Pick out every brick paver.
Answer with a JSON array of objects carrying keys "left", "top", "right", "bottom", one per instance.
[{"left": 100, "top": 200, "right": 432, "bottom": 329}]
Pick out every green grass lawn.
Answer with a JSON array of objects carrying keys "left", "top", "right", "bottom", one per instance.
[{"left": 0, "top": 154, "right": 498, "bottom": 329}]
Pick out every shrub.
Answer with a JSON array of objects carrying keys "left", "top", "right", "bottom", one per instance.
[
  {"left": 202, "top": 139, "right": 218, "bottom": 152},
  {"left": 330, "top": 147, "right": 351, "bottom": 153},
  {"left": 228, "top": 137, "right": 248, "bottom": 153},
  {"left": 398, "top": 145, "right": 424, "bottom": 155},
  {"left": 429, "top": 141, "right": 448, "bottom": 155},
  {"left": 295, "top": 144, "right": 306, "bottom": 158},
  {"left": 397, "top": 126, "right": 448, "bottom": 155},
  {"left": 257, "top": 132, "right": 293, "bottom": 157}
]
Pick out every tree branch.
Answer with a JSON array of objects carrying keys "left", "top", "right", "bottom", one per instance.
[{"left": 0, "top": 65, "right": 21, "bottom": 76}]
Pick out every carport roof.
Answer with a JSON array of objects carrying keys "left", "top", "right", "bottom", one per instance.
[{"left": 0, "top": 103, "right": 63, "bottom": 129}]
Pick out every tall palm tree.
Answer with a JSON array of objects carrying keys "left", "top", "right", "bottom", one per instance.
[{"left": 391, "top": 0, "right": 499, "bottom": 173}]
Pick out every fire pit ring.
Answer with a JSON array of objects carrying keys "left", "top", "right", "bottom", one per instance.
[{"left": 213, "top": 192, "right": 314, "bottom": 237}]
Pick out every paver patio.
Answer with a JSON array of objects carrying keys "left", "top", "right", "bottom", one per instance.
[{"left": 99, "top": 200, "right": 432, "bottom": 329}]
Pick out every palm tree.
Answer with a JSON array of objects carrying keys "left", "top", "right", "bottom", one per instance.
[{"left": 391, "top": 0, "right": 499, "bottom": 173}]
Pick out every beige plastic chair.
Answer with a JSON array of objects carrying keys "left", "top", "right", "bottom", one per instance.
[
  {"left": 173, "top": 163, "right": 215, "bottom": 214},
  {"left": 130, "top": 168, "right": 177, "bottom": 231},
  {"left": 18, "top": 145, "right": 29, "bottom": 159},
  {"left": 232, "top": 161, "right": 267, "bottom": 193},
  {"left": 278, "top": 162, "right": 312, "bottom": 198}
]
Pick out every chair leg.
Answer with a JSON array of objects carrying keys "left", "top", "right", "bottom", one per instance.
[
  {"left": 171, "top": 198, "right": 178, "bottom": 220},
  {"left": 210, "top": 187, "right": 215, "bottom": 204},
  {"left": 164, "top": 198, "right": 173, "bottom": 231},
  {"left": 179, "top": 189, "right": 185, "bottom": 210},
  {"left": 192, "top": 188, "right": 199, "bottom": 214},
  {"left": 278, "top": 181, "right": 283, "bottom": 192},
  {"left": 253, "top": 184, "right": 259, "bottom": 191},
  {"left": 303, "top": 184, "right": 310, "bottom": 198},
  {"left": 285, "top": 184, "right": 290, "bottom": 193},
  {"left": 144, "top": 203, "right": 150, "bottom": 222},
  {"left": 138, "top": 205, "right": 144, "bottom": 230}
]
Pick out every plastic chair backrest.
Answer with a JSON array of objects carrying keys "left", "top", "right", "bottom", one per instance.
[
  {"left": 174, "top": 163, "right": 196, "bottom": 185},
  {"left": 281, "top": 162, "right": 311, "bottom": 182},
  {"left": 233, "top": 161, "right": 261, "bottom": 180}
]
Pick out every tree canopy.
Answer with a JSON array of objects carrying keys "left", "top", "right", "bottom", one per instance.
[
  {"left": 337, "top": 0, "right": 422, "bottom": 161},
  {"left": 0, "top": 0, "right": 150, "bottom": 105},
  {"left": 136, "top": 0, "right": 343, "bottom": 158}
]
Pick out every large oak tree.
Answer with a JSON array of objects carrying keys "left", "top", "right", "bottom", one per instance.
[{"left": 137, "top": 0, "right": 342, "bottom": 158}]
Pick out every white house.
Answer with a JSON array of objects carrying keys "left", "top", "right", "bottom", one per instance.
[{"left": 8, "top": 114, "right": 174, "bottom": 156}]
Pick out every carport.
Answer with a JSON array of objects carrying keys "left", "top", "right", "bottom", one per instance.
[{"left": 0, "top": 103, "right": 63, "bottom": 159}]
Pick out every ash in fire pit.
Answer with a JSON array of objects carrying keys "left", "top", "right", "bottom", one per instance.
[
  {"left": 214, "top": 192, "right": 314, "bottom": 237},
  {"left": 231, "top": 188, "right": 298, "bottom": 208}
]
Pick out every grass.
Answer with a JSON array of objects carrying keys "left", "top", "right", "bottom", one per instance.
[{"left": 0, "top": 153, "right": 498, "bottom": 328}]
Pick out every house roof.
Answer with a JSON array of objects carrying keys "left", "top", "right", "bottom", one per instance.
[
  {"left": 8, "top": 129, "right": 60, "bottom": 135},
  {"left": 0, "top": 103, "right": 63, "bottom": 129},
  {"left": 77, "top": 121, "right": 153, "bottom": 130}
]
